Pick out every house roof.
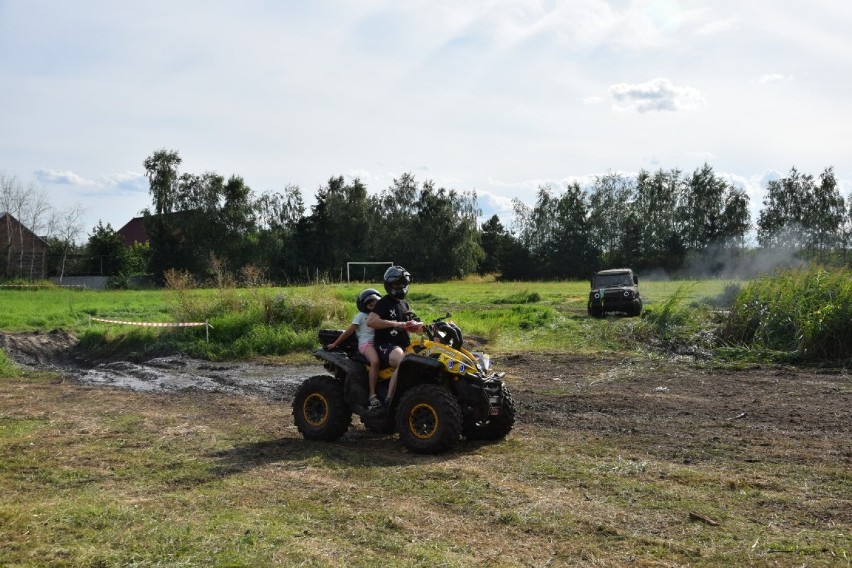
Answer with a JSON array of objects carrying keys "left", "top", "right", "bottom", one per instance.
[
  {"left": 0, "top": 211, "right": 50, "bottom": 246},
  {"left": 117, "top": 216, "right": 150, "bottom": 247}
]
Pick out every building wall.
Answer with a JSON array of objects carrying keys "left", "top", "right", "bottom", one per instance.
[{"left": 0, "top": 213, "right": 49, "bottom": 279}]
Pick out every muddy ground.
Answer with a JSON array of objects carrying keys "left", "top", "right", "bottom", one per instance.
[{"left": 2, "top": 329, "right": 851, "bottom": 471}]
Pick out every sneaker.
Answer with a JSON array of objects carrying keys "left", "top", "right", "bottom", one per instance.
[{"left": 368, "top": 395, "right": 382, "bottom": 409}]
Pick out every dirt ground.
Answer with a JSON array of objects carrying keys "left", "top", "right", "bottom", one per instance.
[{"left": 2, "top": 329, "right": 851, "bottom": 476}]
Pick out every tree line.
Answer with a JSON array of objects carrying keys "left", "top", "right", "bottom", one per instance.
[{"left": 3, "top": 151, "right": 849, "bottom": 285}]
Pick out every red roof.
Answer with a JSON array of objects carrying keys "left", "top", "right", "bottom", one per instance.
[{"left": 117, "top": 217, "right": 149, "bottom": 247}]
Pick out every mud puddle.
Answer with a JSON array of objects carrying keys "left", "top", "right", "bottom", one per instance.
[
  {"left": 74, "top": 355, "right": 324, "bottom": 400},
  {"left": 0, "top": 330, "right": 323, "bottom": 401}
]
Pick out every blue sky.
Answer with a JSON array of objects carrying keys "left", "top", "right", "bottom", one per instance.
[{"left": 1, "top": 1, "right": 850, "bottom": 239}]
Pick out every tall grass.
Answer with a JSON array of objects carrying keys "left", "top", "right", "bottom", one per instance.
[
  {"left": 723, "top": 266, "right": 852, "bottom": 360},
  {"left": 159, "top": 279, "right": 347, "bottom": 359},
  {"left": 0, "top": 350, "right": 20, "bottom": 377}
]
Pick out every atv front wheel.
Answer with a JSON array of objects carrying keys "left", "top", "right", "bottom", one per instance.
[
  {"left": 292, "top": 375, "right": 352, "bottom": 441},
  {"left": 396, "top": 384, "right": 463, "bottom": 454},
  {"left": 463, "top": 384, "right": 516, "bottom": 441}
]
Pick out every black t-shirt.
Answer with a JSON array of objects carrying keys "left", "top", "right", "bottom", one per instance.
[{"left": 372, "top": 295, "right": 413, "bottom": 347}]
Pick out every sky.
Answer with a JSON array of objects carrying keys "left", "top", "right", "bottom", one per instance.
[{"left": 1, "top": 0, "right": 850, "bottom": 241}]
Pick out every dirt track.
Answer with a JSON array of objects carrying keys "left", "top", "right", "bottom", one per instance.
[{"left": 2, "top": 330, "right": 851, "bottom": 481}]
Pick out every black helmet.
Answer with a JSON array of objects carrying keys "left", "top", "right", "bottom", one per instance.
[
  {"left": 356, "top": 288, "right": 382, "bottom": 313},
  {"left": 383, "top": 265, "right": 411, "bottom": 299}
]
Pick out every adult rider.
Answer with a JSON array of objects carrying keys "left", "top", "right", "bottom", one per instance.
[{"left": 366, "top": 265, "right": 424, "bottom": 406}]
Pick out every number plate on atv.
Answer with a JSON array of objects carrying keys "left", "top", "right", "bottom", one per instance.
[{"left": 489, "top": 396, "right": 500, "bottom": 415}]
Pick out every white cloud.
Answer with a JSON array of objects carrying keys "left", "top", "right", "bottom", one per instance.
[
  {"left": 100, "top": 171, "right": 148, "bottom": 192},
  {"left": 694, "top": 16, "right": 739, "bottom": 36},
  {"left": 609, "top": 78, "right": 706, "bottom": 113},
  {"left": 686, "top": 151, "right": 718, "bottom": 162},
  {"left": 757, "top": 73, "right": 794, "bottom": 84},
  {"left": 34, "top": 169, "right": 100, "bottom": 187},
  {"left": 35, "top": 169, "right": 147, "bottom": 193}
]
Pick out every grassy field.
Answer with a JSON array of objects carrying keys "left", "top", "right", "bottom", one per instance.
[
  {"left": 0, "top": 278, "right": 738, "bottom": 358},
  {"left": 3, "top": 276, "right": 849, "bottom": 566},
  {"left": 2, "top": 363, "right": 849, "bottom": 567}
]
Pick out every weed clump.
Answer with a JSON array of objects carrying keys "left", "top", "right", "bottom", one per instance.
[
  {"left": 0, "top": 350, "right": 21, "bottom": 377},
  {"left": 633, "top": 285, "right": 716, "bottom": 357},
  {"left": 493, "top": 291, "right": 541, "bottom": 304}
]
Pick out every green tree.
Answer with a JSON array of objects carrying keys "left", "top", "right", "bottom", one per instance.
[
  {"left": 633, "top": 168, "right": 683, "bottom": 270},
  {"left": 757, "top": 167, "right": 810, "bottom": 249},
  {"left": 297, "top": 176, "right": 373, "bottom": 280},
  {"left": 588, "top": 172, "right": 634, "bottom": 268},
  {"left": 720, "top": 186, "right": 751, "bottom": 249},
  {"left": 511, "top": 183, "right": 596, "bottom": 278},
  {"left": 370, "top": 173, "right": 420, "bottom": 268},
  {"left": 478, "top": 214, "right": 507, "bottom": 275},
  {"left": 143, "top": 149, "right": 182, "bottom": 216},
  {"left": 255, "top": 185, "right": 305, "bottom": 281},
  {"left": 411, "top": 181, "right": 482, "bottom": 280},
  {"left": 679, "top": 163, "right": 727, "bottom": 250},
  {"left": 85, "top": 222, "right": 127, "bottom": 276},
  {"left": 551, "top": 182, "right": 596, "bottom": 278},
  {"left": 804, "top": 167, "right": 845, "bottom": 261}
]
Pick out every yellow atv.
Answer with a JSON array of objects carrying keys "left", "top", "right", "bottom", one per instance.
[{"left": 292, "top": 314, "right": 515, "bottom": 454}]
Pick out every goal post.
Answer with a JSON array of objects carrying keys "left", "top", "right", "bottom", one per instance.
[{"left": 346, "top": 261, "right": 394, "bottom": 283}]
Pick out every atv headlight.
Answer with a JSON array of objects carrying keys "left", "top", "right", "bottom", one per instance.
[
  {"left": 623, "top": 290, "right": 630, "bottom": 297},
  {"left": 473, "top": 352, "right": 491, "bottom": 372},
  {"left": 593, "top": 292, "right": 600, "bottom": 299}
]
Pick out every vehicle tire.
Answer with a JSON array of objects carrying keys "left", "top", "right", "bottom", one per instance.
[
  {"left": 292, "top": 375, "right": 352, "bottom": 441},
  {"left": 396, "top": 384, "right": 463, "bottom": 454},
  {"left": 630, "top": 299, "right": 643, "bottom": 317},
  {"left": 463, "top": 384, "right": 516, "bottom": 441},
  {"left": 589, "top": 305, "right": 603, "bottom": 318}
]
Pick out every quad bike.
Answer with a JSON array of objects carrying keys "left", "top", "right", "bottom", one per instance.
[{"left": 292, "top": 314, "right": 515, "bottom": 454}]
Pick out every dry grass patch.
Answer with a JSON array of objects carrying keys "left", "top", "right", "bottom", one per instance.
[{"left": 1, "top": 362, "right": 850, "bottom": 566}]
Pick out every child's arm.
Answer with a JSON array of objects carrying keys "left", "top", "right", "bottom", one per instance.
[{"left": 327, "top": 323, "right": 358, "bottom": 350}]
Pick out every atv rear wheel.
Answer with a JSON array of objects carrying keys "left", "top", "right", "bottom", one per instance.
[
  {"left": 463, "top": 384, "right": 516, "bottom": 441},
  {"left": 396, "top": 384, "right": 463, "bottom": 454},
  {"left": 292, "top": 375, "right": 352, "bottom": 441}
]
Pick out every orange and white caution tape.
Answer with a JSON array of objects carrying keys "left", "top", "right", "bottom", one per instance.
[{"left": 90, "top": 317, "right": 208, "bottom": 327}]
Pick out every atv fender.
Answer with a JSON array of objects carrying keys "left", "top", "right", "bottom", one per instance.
[
  {"left": 394, "top": 354, "right": 444, "bottom": 399},
  {"left": 313, "top": 348, "right": 363, "bottom": 380}
]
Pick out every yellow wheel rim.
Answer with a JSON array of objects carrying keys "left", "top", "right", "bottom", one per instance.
[
  {"left": 408, "top": 403, "right": 439, "bottom": 439},
  {"left": 302, "top": 393, "right": 329, "bottom": 427}
]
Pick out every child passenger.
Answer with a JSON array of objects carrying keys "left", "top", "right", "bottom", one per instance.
[{"left": 326, "top": 288, "right": 383, "bottom": 409}]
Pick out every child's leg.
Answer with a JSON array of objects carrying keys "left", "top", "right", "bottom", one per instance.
[{"left": 363, "top": 344, "right": 380, "bottom": 397}]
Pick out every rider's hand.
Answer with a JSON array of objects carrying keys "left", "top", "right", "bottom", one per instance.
[{"left": 403, "top": 320, "right": 423, "bottom": 333}]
